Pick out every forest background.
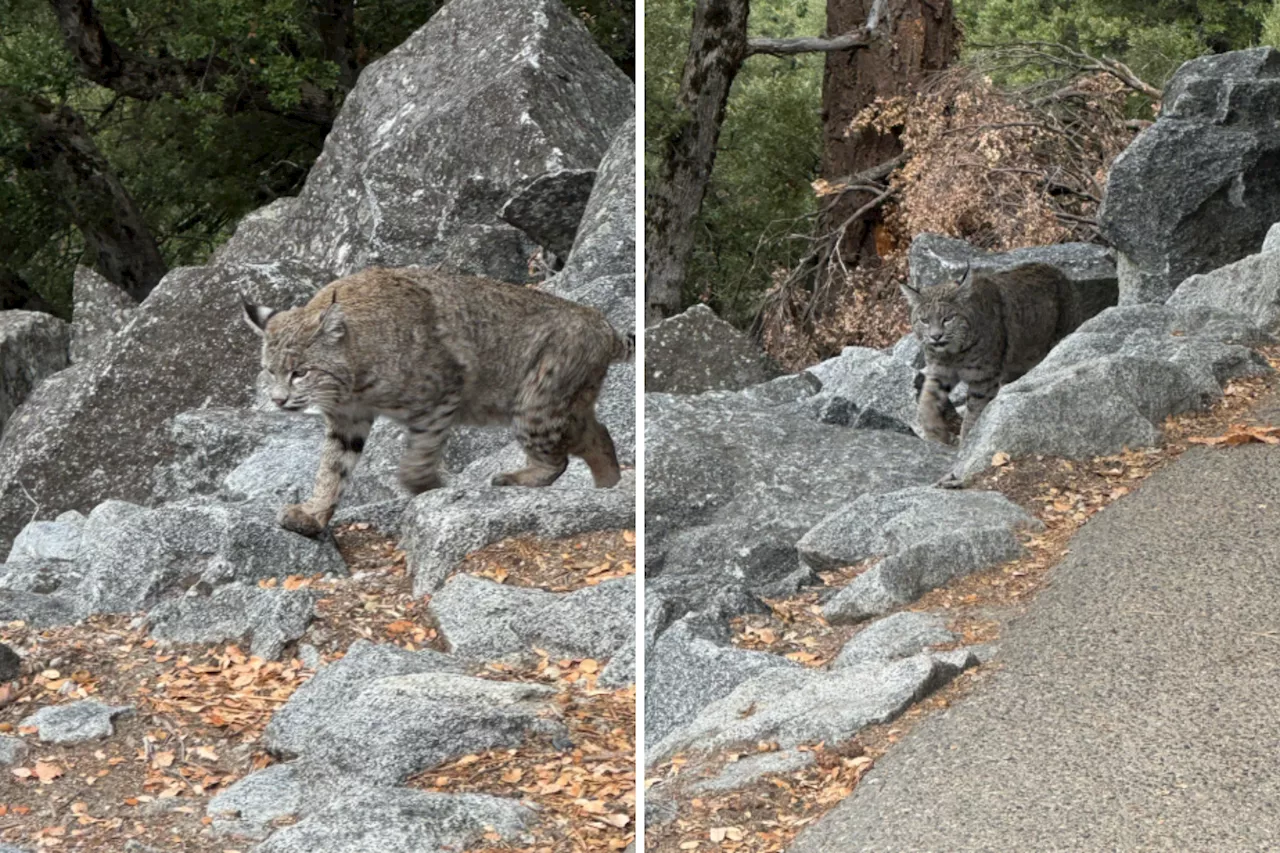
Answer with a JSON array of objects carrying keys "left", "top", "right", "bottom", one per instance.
[
  {"left": 0, "top": 0, "right": 634, "bottom": 316},
  {"left": 646, "top": 0, "right": 1280, "bottom": 366}
]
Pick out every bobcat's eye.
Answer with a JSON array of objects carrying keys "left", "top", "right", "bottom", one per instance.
[
  {"left": 943, "top": 315, "right": 957, "bottom": 326},
  {"left": 290, "top": 368, "right": 310, "bottom": 382}
]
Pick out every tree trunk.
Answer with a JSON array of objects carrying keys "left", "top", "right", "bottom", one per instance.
[
  {"left": 4, "top": 91, "right": 168, "bottom": 302},
  {"left": 815, "top": 0, "right": 956, "bottom": 311},
  {"left": 0, "top": 269, "right": 55, "bottom": 315},
  {"left": 644, "top": 0, "right": 751, "bottom": 326}
]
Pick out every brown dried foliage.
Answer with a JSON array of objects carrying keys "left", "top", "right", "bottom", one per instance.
[{"left": 761, "top": 67, "right": 1133, "bottom": 370}]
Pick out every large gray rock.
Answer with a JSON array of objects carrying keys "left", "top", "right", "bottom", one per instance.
[
  {"left": 0, "top": 734, "right": 26, "bottom": 766},
  {"left": 148, "top": 584, "right": 320, "bottom": 660},
  {"left": 264, "top": 640, "right": 465, "bottom": 757},
  {"left": 253, "top": 787, "right": 531, "bottom": 853},
  {"left": 431, "top": 573, "right": 634, "bottom": 661},
  {"left": 72, "top": 499, "right": 346, "bottom": 615},
  {"left": 1167, "top": 251, "right": 1280, "bottom": 334},
  {"left": 651, "top": 652, "right": 974, "bottom": 764},
  {"left": 908, "top": 234, "right": 1118, "bottom": 323},
  {"left": 1100, "top": 48, "right": 1280, "bottom": 303},
  {"left": 805, "top": 346, "right": 918, "bottom": 433},
  {"left": 400, "top": 475, "right": 635, "bottom": 595},
  {"left": 215, "top": 0, "right": 631, "bottom": 284},
  {"left": 6, "top": 511, "right": 85, "bottom": 563},
  {"left": 1264, "top": 222, "right": 1280, "bottom": 254},
  {"left": 645, "top": 617, "right": 796, "bottom": 752},
  {"left": 645, "top": 390, "right": 954, "bottom": 609},
  {"left": 304, "top": 673, "right": 558, "bottom": 782},
  {"left": 499, "top": 169, "right": 597, "bottom": 259},
  {"left": 952, "top": 304, "right": 1272, "bottom": 481},
  {"left": 21, "top": 700, "right": 132, "bottom": 743},
  {"left": 0, "top": 310, "right": 69, "bottom": 438},
  {"left": 831, "top": 611, "right": 955, "bottom": 669},
  {"left": 70, "top": 266, "right": 137, "bottom": 364},
  {"left": 546, "top": 116, "right": 637, "bottom": 330},
  {"left": 0, "top": 589, "right": 79, "bottom": 627},
  {"left": 0, "top": 261, "right": 327, "bottom": 555},
  {"left": 800, "top": 487, "right": 1039, "bottom": 622},
  {"left": 645, "top": 305, "right": 781, "bottom": 394}
]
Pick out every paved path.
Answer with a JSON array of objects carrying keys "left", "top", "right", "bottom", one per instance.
[{"left": 790, "top": 434, "right": 1280, "bottom": 852}]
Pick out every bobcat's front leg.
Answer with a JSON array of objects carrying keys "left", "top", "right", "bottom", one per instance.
[
  {"left": 917, "top": 371, "right": 957, "bottom": 445},
  {"left": 399, "top": 392, "right": 461, "bottom": 495},
  {"left": 280, "top": 413, "right": 372, "bottom": 538},
  {"left": 958, "top": 376, "right": 1000, "bottom": 443}
]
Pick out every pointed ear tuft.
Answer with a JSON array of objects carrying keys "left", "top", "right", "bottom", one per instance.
[
  {"left": 956, "top": 262, "right": 975, "bottom": 292},
  {"left": 241, "top": 295, "right": 276, "bottom": 336},
  {"left": 317, "top": 299, "right": 346, "bottom": 344},
  {"left": 900, "top": 279, "right": 922, "bottom": 308}
]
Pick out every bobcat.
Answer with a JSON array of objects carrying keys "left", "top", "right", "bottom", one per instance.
[
  {"left": 902, "top": 263, "right": 1080, "bottom": 447},
  {"left": 242, "top": 266, "right": 632, "bottom": 538}
]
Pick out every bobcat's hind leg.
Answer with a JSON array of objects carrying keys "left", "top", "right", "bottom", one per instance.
[
  {"left": 280, "top": 413, "right": 372, "bottom": 537},
  {"left": 570, "top": 411, "right": 620, "bottom": 488},
  {"left": 917, "top": 373, "right": 957, "bottom": 445},
  {"left": 494, "top": 405, "right": 571, "bottom": 487},
  {"left": 399, "top": 394, "right": 460, "bottom": 495}
]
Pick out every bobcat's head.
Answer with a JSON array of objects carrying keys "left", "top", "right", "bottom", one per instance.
[
  {"left": 241, "top": 293, "right": 351, "bottom": 413},
  {"left": 900, "top": 266, "right": 978, "bottom": 358}
]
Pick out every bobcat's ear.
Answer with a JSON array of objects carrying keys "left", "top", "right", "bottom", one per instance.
[
  {"left": 241, "top": 296, "right": 276, "bottom": 336},
  {"left": 900, "top": 280, "right": 922, "bottom": 308},
  {"left": 316, "top": 295, "right": 346, "bottom": 344},
  {"left": 955, "top": 262, "right": 975, "bottom": 293}
]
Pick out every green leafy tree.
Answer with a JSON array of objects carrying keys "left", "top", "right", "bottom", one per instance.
[
  {"left": 646, "top": 0, "right": 827, "bottom": 325},
  {"left": 1, "top": 0, "right": 632, "bottom": 315}
]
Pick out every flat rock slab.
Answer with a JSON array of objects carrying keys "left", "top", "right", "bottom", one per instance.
[
  {"left": 0, "top": 735, "right": 26, "bottom": 766},
  {"left": 1168, "top": 250, "right": 1280, "bottom": 334},
  {"left": 652, "top": 652, "right": 972, "bottom": 765},
  {"left": 308, "top": 673, "right": 558, "bottom": 783},
  {"left": 252, "top": 787, "right": 531, "bottom": 853},
  {"left": 646, "top": 390, "right": 954, "bottom": 607},
  {"left": 265, "top": 640, "right": 465, "bottom": 758},
  {"left": 431, "top": 573, "right": 633, "bottom": 662},
  {"left": 953, "top": 304, "right": 1271, "bottom": 481},
  {"left": 688, "top": 749, "right": 817, "bottom": 794},
  {"left": 645, "top": 618, "right": 796, "bottom": 752},
  {"left": 6, "top": 511, "right": 85, "bottom": 564},
  {"left": 401, "top": 478, "right": 635, "bottom": 595},
  {"left": 801, "top": 487, "right": 1040, "bottom": 622},
  {"left": 645, "top": 305, "right": 781, "bottom": 395},
  {"left": 72, "top": 498, "right": 346, "bottom": 615},
  {"left": 0, "top": 311, "right": 69, "bottom": 437},
  {"left": 832, "top": 611, "right": 955, "bottom": 669},
  {"left": 789, "top": 437, "right": 1280, "bottom": 852},
  {"left": 148, "top": 584, "right": 321, "bottom": 660},
  {"left": 21, "top": 700, "right": 132, "bottom": 744}
]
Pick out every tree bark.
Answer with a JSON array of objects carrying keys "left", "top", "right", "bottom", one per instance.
[
  {"left": 2, "top": 89, "right": 168, "bottom": 302},
  {"left": 47, "top": 0, "right": 339, "bottom": 126},
  {"left": 644, "top": 0, "right": 751, "bottom": 325},
  {"left": 815, "top": 0, "right": 957, "bottom": 311},
  {"left": 645, "top": 0, "right": 885, "bottom": 325},
  {"left": 0, "top": 269, "right": 55, "bottom": 315}
]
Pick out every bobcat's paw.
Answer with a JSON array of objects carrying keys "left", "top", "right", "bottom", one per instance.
[
  {"left": 279, "top": 504, "right": 326, "bottom": 538},
  {"left": 934, "top": 471, "right": 965, "bottom": 490},
  {"left": 399, "top": 469, "right": 444, "bottom": 495},
  {"left": 920, "top": 425, "right": 956, "bottom": 446}
]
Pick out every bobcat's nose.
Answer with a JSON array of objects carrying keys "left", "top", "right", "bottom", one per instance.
[
  {"left": 272, "top": 395, "right": 290, "bottom": 408},
  {"left": 928, "top": 332, "right": 945, "bottom": 344}
]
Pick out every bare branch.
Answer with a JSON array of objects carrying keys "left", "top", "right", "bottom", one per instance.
[{"left": 748, "top": 0, "right": 887, "bottom": 57}]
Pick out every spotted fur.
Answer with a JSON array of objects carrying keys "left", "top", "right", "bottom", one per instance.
[
  {"left": 902, "top": 263, "right": 1081, "bottom": 446},
  {"left": 242, "top": 267, "right": 630, "bottom": 537}
]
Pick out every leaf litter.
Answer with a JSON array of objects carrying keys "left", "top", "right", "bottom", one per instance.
[{"left": 1, "top": 524, "right": 635, "bottom": 852}]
